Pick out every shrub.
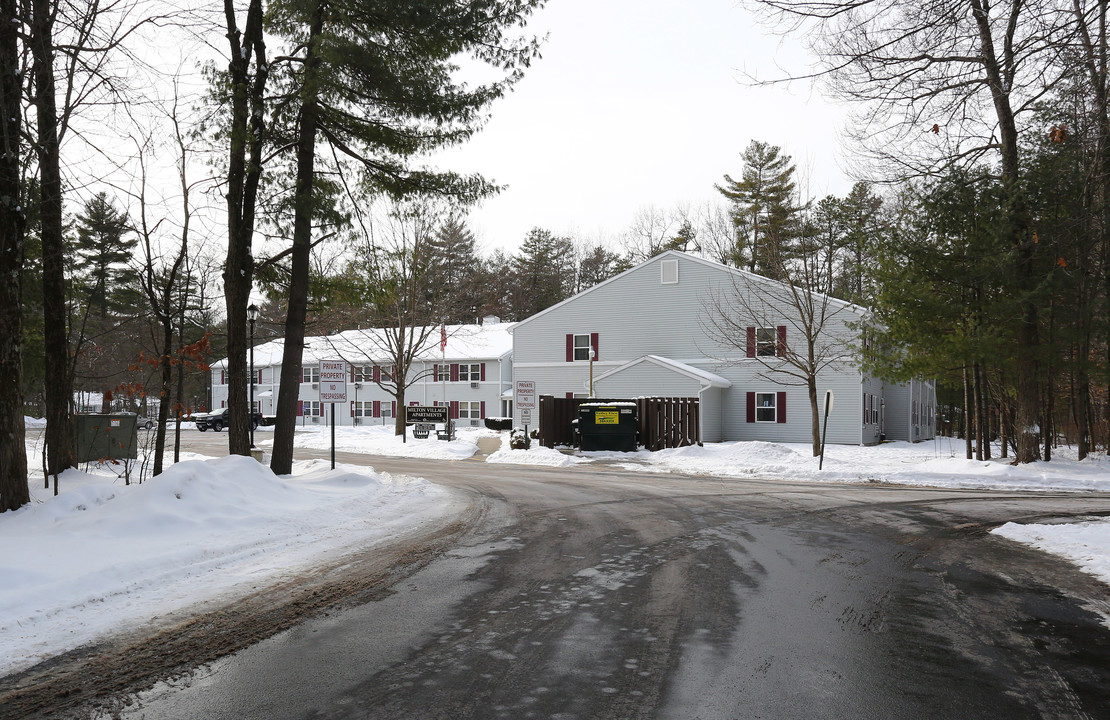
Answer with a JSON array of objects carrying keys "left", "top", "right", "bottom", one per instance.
[
  {"left": 509, "top": 427, "right": 531, "bottom": 450},
  {"left": 484, "top": 417, "right": 512, "bottom": 431}
]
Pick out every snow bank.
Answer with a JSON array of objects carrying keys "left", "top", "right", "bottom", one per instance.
[{"left": 0, "top": 455, "right": 458, "bottom": 676}]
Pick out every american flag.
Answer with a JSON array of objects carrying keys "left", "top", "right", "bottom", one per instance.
[{"left": 440, "top": 324, "right": 447, "bottom": 352}]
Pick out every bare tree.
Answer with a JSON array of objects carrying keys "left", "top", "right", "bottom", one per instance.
[{"left": 701, "top": 236, "right": 858, "bottom": 456}]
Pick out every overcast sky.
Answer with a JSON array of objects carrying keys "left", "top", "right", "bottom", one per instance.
[{"left": 430, "top": 0, "right": 854, "bottom": 255}]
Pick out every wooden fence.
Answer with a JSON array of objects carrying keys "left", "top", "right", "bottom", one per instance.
[{"left": 537, "top": 395, "right": 700, "bottom": 451}]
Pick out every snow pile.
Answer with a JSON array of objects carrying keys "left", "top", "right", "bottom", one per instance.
[
  {"left": 993, "top": 518, "right": 1110, "bottom": 586},
  {"left": 0, "top": 455, "right": 458, "bottom": 676},
  {"left": 256, "top": 423, "right": 497, "bottom": 460},
  {"left": 487, "top": 443, "right": 592, "bottom": 467}
]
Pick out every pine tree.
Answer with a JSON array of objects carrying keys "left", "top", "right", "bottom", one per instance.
[
  {"left": 71, "top": 193, "right": 138, "bottom": 318},
  {"left": 716, "top": 140, "right": 801, "bottom": 278},
  {"left": 511, "top": 228, "right": 575, "bottom": 320},
  {"left": 425, "top": 215, "right": 484, "bottom": 323}
]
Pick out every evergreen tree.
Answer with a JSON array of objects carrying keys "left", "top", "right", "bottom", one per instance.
[
  {"left": 71, "top": 193, "right": 138, "bottom": 318},
  {"left": 576, "top": 243, "right": 628, "bottom": 292},
  {"left": 425, "top": 215, "right": 484, "bottom": 323},
  {"left": 511, "top": 228, "right": 575, "bottom": 320},
  {"left": 835, "top": 182, "right": 885, "bottom": 304},
  {"left": 716, "top": 140, "right": 801, "bottom": 278}
]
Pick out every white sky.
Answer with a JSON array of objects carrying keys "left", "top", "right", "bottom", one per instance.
[{"left": 431, "top": 0, "right": 853, "bottom": 254}]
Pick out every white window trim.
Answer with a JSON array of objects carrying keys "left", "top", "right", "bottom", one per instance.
[
  {"left": 756, "top": 327, "right": 777, "bottom": 358},
  {"left": 661, "top": 259, "right": 679, "bottom": 284},
  {"left": 754, "top": 391, "right": 777, "bottom": 423}
]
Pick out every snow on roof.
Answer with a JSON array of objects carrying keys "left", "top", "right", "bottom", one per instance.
[{"left": 213, "top": 322, "right": 514, "bottom": 369}]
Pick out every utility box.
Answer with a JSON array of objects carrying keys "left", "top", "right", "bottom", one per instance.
[
  {"left": 75, "top": 414, "right": 138, "bottom": 462},
  {"left": 578, "top": 402, "right": 637, "bottom": 452}
]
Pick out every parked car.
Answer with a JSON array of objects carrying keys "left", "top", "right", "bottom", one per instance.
[{"left": 194, "top": 408, "right": 261, "bottom": 432}]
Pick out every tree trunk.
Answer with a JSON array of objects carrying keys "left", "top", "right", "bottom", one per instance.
[
  {"left": 973, "top": 362, "right": 983, "bottom": 461},
  {"left": 32, "top": 0, "right": 76, "bottom": 475},
  {"left": 152, "top": 317, "right": 174, "bottom": 476},
  {"left": 271, "top": 3, "right": 324, "bottom": 475},
  {"left": 0, "top": 0, "right": 28, "bottom": 511},
  {"left": 963, "top": 366, "right": 972, "bottom": 460},
  {"left": 222, "top": 0, "right": 268, "bottom": 458}
]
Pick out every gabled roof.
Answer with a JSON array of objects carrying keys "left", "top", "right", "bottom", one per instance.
[
  {"left": 593, "top": 355, "right": 732, "bottom": 389},
  {"left": 213, "top": 322, "right": 514, "bottom": 369},
  {"left": 509, "top": 250, "right": 866, "bottom": 332}
]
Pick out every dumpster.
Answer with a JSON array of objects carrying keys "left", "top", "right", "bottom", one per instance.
[
  {"left": 75, "top": 413, "right": 138, "bottom": 462},
  {"left": 578, "top": 402, "right": 637, "bottom": 452}
]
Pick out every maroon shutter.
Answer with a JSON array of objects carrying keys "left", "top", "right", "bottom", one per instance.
[
  {"left": 480, "top": 401, "right": 486, "bottom": 418},
  {"left": 566, "top": 334, "right": 574, "bottom": 362},
  {"left": 410, "top": 401, "right": 418, "bottom": 406},
  {"left": 777, "top": 326, "right": 787, "bottom": 356},
  {"left": 373, "top": 366, "right": 381, "bottom": 383},
  {"left": 777, "top": 392, "right": 787, "bottom": 423},
  {"left": 450, "top": 401, "right": 459, "bottom": 419},
  {"left": 480, "top": 363, "right": 486, "bottom": 381},
  {"left": 349, "top": 366, "right": 354, "bottom": 381},
  {"left": 746, "top": 392, "right": 755, "bottom": 423},
  {"left": 392, "top": 401, "right": 396, "bottom": 417},
  {"left": 350, "top": 401, "right": 355, "bottom": 417},
  {"left": 373, "top": 401, "right": 381, "bottom": 417},
  {"left": 451, "top": 363, "right": 459, "bottom": 382},
  {"left": 220, "top": 370, "right": 226, "bottom": 384},
  {"left": 433, "top": 363, "right": 438, "bottom": 380},
  {"left": 297, "top": 401, "right": 303, "bottom": 416},
  {"left": 746, "top": 328, "right": 756, "bottom": 358},
  {"left": 590, "top": 332, "right": 599, "bottom": 361},
  {"left": 566, "top": 392, "right": 574, "bottom": 399}
]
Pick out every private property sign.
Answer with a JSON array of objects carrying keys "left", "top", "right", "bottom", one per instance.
[
  {"left": 318, "top": 360, "right": 348, "bottom": 403},
  {"left": 516, "top": 380, "right": 536, "bottom": 409}
]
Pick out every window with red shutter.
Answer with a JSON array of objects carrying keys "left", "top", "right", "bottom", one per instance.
[
  {"left": 776, "top": 392, "right": 787, "bottom": 423},
  {"left": 777, "top": 326, "right": 787, "bottom": 357},
  {"left": 746, "top": 392, "right": 755, "bottom": 422},
  {"left": 746, "top": 328, "right": 756, "bottom": 358}
]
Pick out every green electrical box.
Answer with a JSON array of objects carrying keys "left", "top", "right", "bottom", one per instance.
[{"left": 75, "top": 414, "right": 138, "bottom": 462}]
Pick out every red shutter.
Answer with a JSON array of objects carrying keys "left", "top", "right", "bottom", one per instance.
[
  {"left": 410, "top": 401, "right": 418, "bottom": 406},
  {"left": 220, "top": 370, "right": 226, "bottom": 384},
  {"left": 433, "top": 363, "right": 438, "bottom": 381},
  {"left": 590, "top": 332, "right": 599, "bottom": 361},
  {"left": 566, "top": 392, "right": 574, "bottom": 399},
  {"left": 746, "top": 328, "right": 756, "bottom": 358},
  {"left": 450, "top": 400, "right": 459, "bottom": 419},
  {"left": 480, "top": 401, "right": 486, "bottom": 418},
  {"left": 392, "top": 401, "right": 397, "bottom": 417},
  {"left": 777, "top": 391, "right": 787, "bottom": 423},
  {"left": 566, "top": 334, "right": 574, "bottom": 362},
  {"left": 777, "top": 326, "right": 787, "bottom": 357},
  {"left": 373, "top": 366, "right": 381, "bottom": 383},
  {"left": 373, "top": 401, "right": 381, "bottom": 417},
  {"left": 349, "top": 366, "right": 354, "bottom": 381},
  {"left": 297, "top": 401, "right": 303, "bottom": 416},
  {"left": 746, "top": 392, "right": 755, "bottom": 423},
  {"left": 350, "top": 401, "right": 354, "bottom": 417},
  {"left": 480, "top": 363, "right": 486, "bottom": 381},
  {"left": 451, "top": 363, "right": 459, "bottom": 382}
]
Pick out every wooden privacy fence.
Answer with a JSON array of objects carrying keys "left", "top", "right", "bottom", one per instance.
[{"left": 537, "top": 395, "right": 700, "bottom": 451}]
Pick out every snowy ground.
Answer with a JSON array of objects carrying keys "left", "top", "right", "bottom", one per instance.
[{"left": 6, "top": 421, "right": 1109, "bottom": 678}]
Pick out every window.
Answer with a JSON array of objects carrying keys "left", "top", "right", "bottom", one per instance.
[
  {"left": 353, "top": 401, "right": 373, "bottom": 417},
  {"left": 354, "top": 366, "right": 373, "bottom": 382},
  {"left": 303, "top": 401, "right": 321, "bottom": 416},
  {"left": 458, "top": 401, "right": 481, "bottom": 419},
  {"left": 378, "top": 365, "right": 393, "bottom": 382},
  {"left": 436, "top": 365, "right": 450, "bottom": 382},
  {"left": 573, "top": 334, "right": 592, "bottom": 361},
  {"left": 661, "top": 259, "right": 679, "bottom": 284},
  {"left": 756, "top": 328, "right": 777, "bottom": 357},
  {"left": 381, "top": 402, "right": 393, "bottom": 418},
  {"left": 755, "top": 392, "right": 777, "bottom": 422},
  {"left": 459, "top": 363, "right": 481, "bottom": 381},
  {"left": 302, "top": 366, "right": 319, "bottom": 383}
]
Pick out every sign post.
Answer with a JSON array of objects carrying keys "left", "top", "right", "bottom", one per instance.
[
  {"left": 516, "top": 380, "right": 536, "bottom": 437},
  {"left": 819, "top": 390, "right": 834, "bottom": 470},
  {"left": 319, "top": 360, "right": 348, "bottom": 469}
]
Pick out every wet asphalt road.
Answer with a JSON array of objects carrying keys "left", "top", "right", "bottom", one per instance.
[{"left": 111, "top": 431, "right": 1110, "bottom": 719}]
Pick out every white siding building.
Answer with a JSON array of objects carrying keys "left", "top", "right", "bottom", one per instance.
[
  {"left": 509, "top": 251, "right": 935, "bottom": 445},
  {"left": 211, "top": 320, "right": 513, "bottom": 427}
]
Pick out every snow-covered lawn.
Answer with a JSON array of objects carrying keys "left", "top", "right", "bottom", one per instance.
[
  {"left": 0, "top": 452, "right": 460, "bottom": 676},
  {"left": 256, "top": 423, "right": 497, "bottom": 460}
]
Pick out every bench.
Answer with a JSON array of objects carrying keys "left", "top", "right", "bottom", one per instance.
[{"left": 436, "top": 421, "right": 455, "bottom": 441}]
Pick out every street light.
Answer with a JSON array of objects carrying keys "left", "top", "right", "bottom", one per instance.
[
  {"left": 247, "top": 303, "right": 260, "bottom": 449},
  {"left": 589, "top": 345, "right": 596, "bottom": 398}
]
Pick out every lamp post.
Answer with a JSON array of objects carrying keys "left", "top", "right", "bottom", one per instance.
[
  {"left": 247, "top": 303, "right": 259, "bottom": 449},
  {"left": 589, "top": 346, "right": 596, "bottom": 398}
]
